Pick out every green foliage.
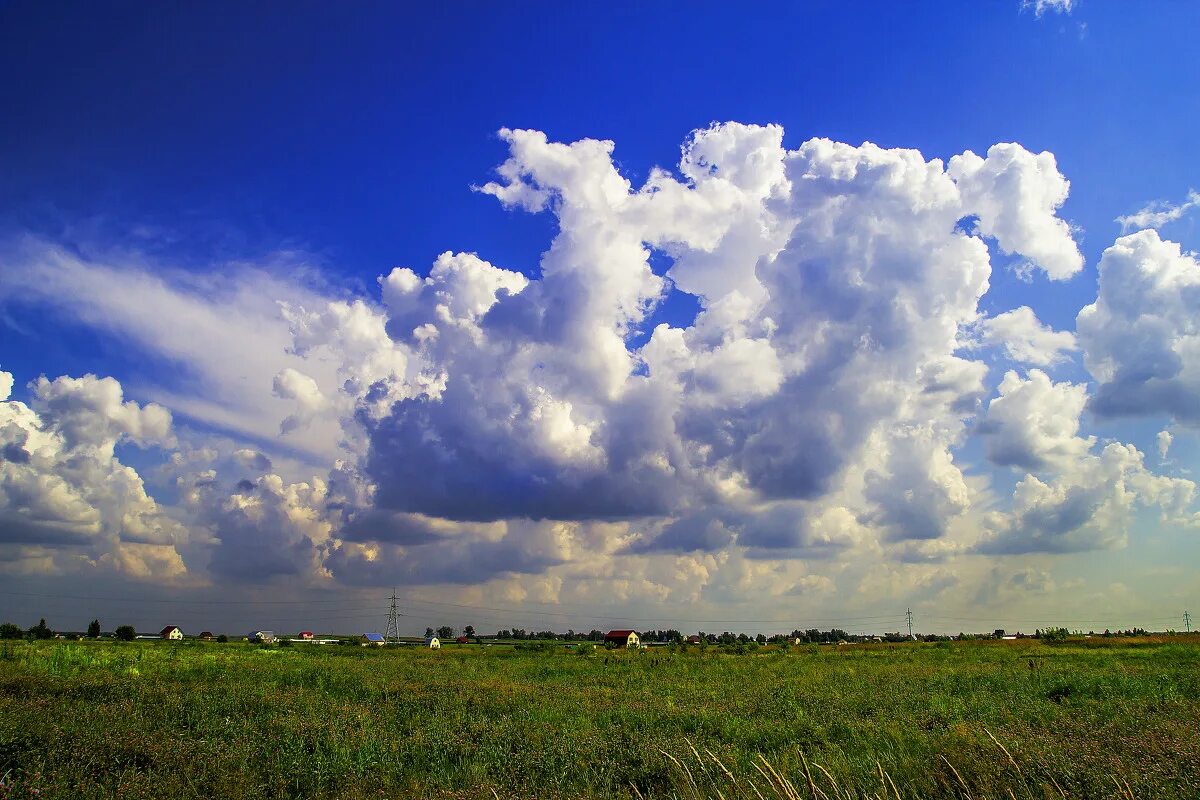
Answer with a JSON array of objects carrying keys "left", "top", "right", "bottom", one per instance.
[
  {"left": 26, "top": 618, "right": 53, "bottom": 640},
  {"left": 114, "top": 625, "right": 136, "bottom": 641},
  {"left": 86, "top": 619, "right": 101, "bottom": 639},
  {"left": 0, "top": 623, "right": 22, "bottom": 640},
  {"left": 216, "top": 634, "right": 229, "bottom": 643},
  {"left": 0, "top": 637, "right": 1197, "bottom": 798}
]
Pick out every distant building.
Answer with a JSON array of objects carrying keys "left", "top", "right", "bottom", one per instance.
[
  {"left": 199, "top": 631, "right": 214, "bottom": 640},
  {"left": 362, "top": 633, "right": 386, "bottom": 646},
  {"left": 686, "top": 635, "right": 703, "bottom": 645},
  {"left": 298, "top": 631, "right": 314, "bottom": 640},
  {"left": 249, "top": 630, "right": 275, "bottom": 643},
  {"left": 159, "top": 626, "right": 183, "bottom": 641},
  {"left": 604, "top": 630, "right": 640, "bottom": 649},
  {"left": 424, "top": 636, "right": 441, "bottom": 649},
  {"left": 455, "top": 636, "right": 469, "bottom": 644}
]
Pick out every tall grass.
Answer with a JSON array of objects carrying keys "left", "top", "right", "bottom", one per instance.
[{"left": 0, "top": 637, "right": 1196, "bottom": 798}]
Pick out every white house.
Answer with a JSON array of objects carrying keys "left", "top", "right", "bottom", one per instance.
[
  {"left": 424, "top": 636, "right": 441, "bottom": 649},
  {"left": 159, "top": 626, "right": 183, "bottom": 640}
]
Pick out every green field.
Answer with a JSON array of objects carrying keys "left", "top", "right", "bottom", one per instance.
[{"left": 1, "top": 637, "right": 1197, "bottom": 799}]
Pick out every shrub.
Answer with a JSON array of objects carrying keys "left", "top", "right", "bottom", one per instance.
[
  {"left": 115, "top": 625, "right": 136, "bottom": 641},
  {"left": 216, "top": 634, "right": 229, "bottom": 643},
  {"left": 0, "top": 622, "right": 22, "bottom": 640}
]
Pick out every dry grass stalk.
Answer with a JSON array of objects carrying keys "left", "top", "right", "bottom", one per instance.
[
  {"left": 939, "top": 754, "right": 972, "bottom": 800},
  {"left": 985, "top": 728, "right": 1024, "bottom": 781}
]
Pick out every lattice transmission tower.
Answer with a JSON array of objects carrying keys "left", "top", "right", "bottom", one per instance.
[{"left": 385, "top": 587, "right": 401, "bottom": 644}]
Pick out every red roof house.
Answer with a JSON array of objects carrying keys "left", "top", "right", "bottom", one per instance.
[{"left": 299, "top": 631, "right": 314, "bottom": 640}]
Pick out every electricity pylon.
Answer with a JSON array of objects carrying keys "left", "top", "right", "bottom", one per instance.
[{"left": 385, "top": 588, "right": 401, "bottom": 644}]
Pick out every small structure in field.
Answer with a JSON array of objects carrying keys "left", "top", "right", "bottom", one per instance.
[
  {"left": 198, "top": 631, "right": 214, "bottom": 641},
  {"left": 298, "top": 631, "right": 314, "bottom": 640},
  {"left": 424, "top": 636, "right": 441, "bottom": 649},
  {"left": 249, "top": 630, "right": 275, "bottom": 643},
  {"left": 362, "top": 633, "right": 386, "bottom": 646},
  {"left": 686, "top": 635, "right": 703, "bottom": 645},
  {"left": 604, "top": 630, "right": 640, "bottom": 649},
  {"left": 455, "top": 636, "right": 469, "bottom": 644},
  {"left": 159, "top": 626, "right": 183, "bottom": 640}
]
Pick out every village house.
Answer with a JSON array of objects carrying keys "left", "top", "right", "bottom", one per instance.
[
  {"left": 362, "top": 633, "right": 386, "bottom": 646},
  {"left": 298, "top": 631, "right": 314, "bottom": 640},
  {"left": 686, "top": 635, "right": 703, "bottom": 645},
  {"left": 198, "top": 631, "right": 214, "bottom": 640},
  {"left": 455, "top": 636, "right": 469, "bottom": 644},
  {"left": 604, "top": 630, "right": 640, "bottom": 649},
  {"left": 159, "top": 626, "right": 183, "bottom": 640},
  {"left": 424, "top": 636, "right": 441, "bottom": 649},
  {"left": 249, "top": 630, "right": 275, "bottom": 643}
]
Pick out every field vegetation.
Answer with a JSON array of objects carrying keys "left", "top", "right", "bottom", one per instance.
[{"left": 0, "top": 636, "right": 1197, "bottom": 799}]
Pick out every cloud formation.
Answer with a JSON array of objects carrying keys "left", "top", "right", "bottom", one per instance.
[
  {"left": 1116, "top": 190, "right": 1199, "bottom": 232},
  {"left": 0, "top": 123, "right": 1195, "bottom": 613},
  {"left": 0, "top": 370, "right": 187, "bottom": 578},
  {"left": 1077, "top": 231, "right": 1200, "bottom": 423},
  {"left": 979, "top": 306, "right": 1077, "bottom": 367}
]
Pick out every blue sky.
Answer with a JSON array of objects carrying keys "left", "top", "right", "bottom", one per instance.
[{"left": 0, "top": 2, "right": 1198, "bottom": 636}]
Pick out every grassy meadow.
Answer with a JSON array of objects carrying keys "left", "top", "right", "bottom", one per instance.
[{"left": 0, "top": 637, "right": 1197, "bottom": 799}]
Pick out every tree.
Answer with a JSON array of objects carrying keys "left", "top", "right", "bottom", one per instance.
[
  {"left": 115, "top": 625, "right": 136, "bottom": 641},
  {"left": 436, "top": 625, "right": 454, "bottom": 639},
  {"left": 464, "top": 625, "right": 475, "bottom": 637},
  {"left": 216, "top": 634, "right": 229, "bottom": 643},
  {"left": 425, "top": 627, "right": 435, "bottom": 638},
  {"left": 28, "top": 618, "right": 53, "bottom": 640},
  {"left": 87, "top": 619, "right": 101, "bottom": 639},
  {"left": 0, "top": 622, "right": 22, "bottom": 640}
]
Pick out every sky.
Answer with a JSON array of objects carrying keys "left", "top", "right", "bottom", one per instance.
[{"left": 1, "top": 1, "right": 1198, "bottom": 637}]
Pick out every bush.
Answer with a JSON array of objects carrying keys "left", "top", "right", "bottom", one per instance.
[
  {"left": 1040, "top": 627, "right": 1070, "bottom": 642},
  {"left": 0, "top": 622, "right": 22, "bottom": 640},
  {"left": 216, "top": 634, "right": 229, "bottom": 643},
  {"left": 115, "top": 625, "right": 136, "bottom": 641}
]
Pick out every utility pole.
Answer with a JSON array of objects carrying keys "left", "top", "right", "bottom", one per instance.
[
  {"left": 1186, "top": 611, "right": 1192, "bottom": 634},
  {"left": 385, "top": 587, "right": 400, "bottom": 644},
  {"left": 906, "top": 608, "right": 914, "bottom": 640}
]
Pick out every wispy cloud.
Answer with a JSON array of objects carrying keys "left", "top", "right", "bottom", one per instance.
[
  {"left": 1116, "top": 190, "right": 1200, "bottom": 232},
  {"left": 1025, "top": 0, "right": 1076, "bottom": 18}
]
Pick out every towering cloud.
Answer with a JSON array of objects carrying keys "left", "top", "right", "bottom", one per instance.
[
  {"left": 0, "top": 370, "right": 187, "bottom": 577},
  {"left": 0, "top": 124, "right": 1195, "bottom": 605},
  {"left": 1078, "top": 231, "right": 1200, "bottom": 423}
]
